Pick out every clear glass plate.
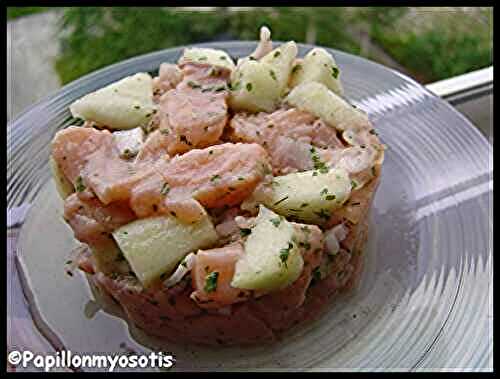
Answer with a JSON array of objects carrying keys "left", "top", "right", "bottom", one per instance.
[{"left": 7, "top": 42, "right": 493, "bottom": 371}]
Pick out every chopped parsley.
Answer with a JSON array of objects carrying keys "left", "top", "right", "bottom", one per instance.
[
  {"left": 180, "top": 257, "right": 188, "bottom": 268},
  {"left": 279, "top": 242, "right": 294, "bottom": 268},
  {"left": 273, "top": 51, "right": 281, "bottom": 58},
  {"left": 291, "top": 64, "right": 302, "bottom": 74},
  {"left": 331, "top": 66, "right": 340, "bottom": 79},
  {"left": 269, "top": 70, "right": 277, "bottom": 81},
  {"left": 179, "top": 135, "right": 192, "bottom": 145},
  {"left": 160, "top": 128, "right": 169, "bottom": 135},
  {"left": 240, "top": 228, "right": 252, "bottom": 237},
  {"left": 312, "top": 267, "right": 322, "bottom": 285},
  {"left": 160, "top": 182, "right": 170, "bottom": 196},
  {"left": 187, "top": 81, "right": 201, "bottom": 89},
  {"left": 204, "top": 271, "right": 219, "bottom": 293},
  {"left": 369, "top": 129, "right": 378, "bottom": 135},
  {"left": 228, "top": 81, "right": 241, "bottom": 91},
  {"left": 299, "top": 241, "right": 311, "bottom": 250},
  {"left": 210, "top": 174, "right": 221, "bottom": 182},
  {"left": 198, "top": 56, "right": 207, "bottom": 61},
  {"left": 325, "top": 194, "right": 336, "bottom": 201},
  {"left": 310, "top": 149, "right": 329, "bottom": 174},
  {"left": 273, "top": 196, "right": 289, "bottom": 206},
  {"left": 75, "top": 176, "right": 86, "bottom": 192},
  {"left": 372, "top": 166, "right": 377, "bottom": 176},
  {"left": 121, "top": 148, "right": 138, "bottom": 160},
  {"left": 133, "top": 105, "right": 141, "bottom": 110},
  {"left": 219, "top": 56, "right": 227, "bottom": 60},
  {"left": 270, "top": 217, "right": 282, "bottom": 227},
  {"left": 320, "top": 188, "right": 329, "bottom": 196},
  {"left": 301, "top": 203, "right": 309, "bottom": 208},
  {"left": 237, "top": 176, "right": 245, "bottom": 181},
  {"left": 314, "top": 208, "right": 330, "bottom": 221},
  {"left": 351, "top": 180, "right": 358, "bottom": 190},
  {"left": 267, "top": 123, "right": 274, "bottom": 128},
  {"left": 246, "top": 82, "right": 253, "bottom": 91}
]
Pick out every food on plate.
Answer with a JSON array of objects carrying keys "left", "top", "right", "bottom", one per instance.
[{"left": 52, "top": 26, "right": 385, "bottom": 346}]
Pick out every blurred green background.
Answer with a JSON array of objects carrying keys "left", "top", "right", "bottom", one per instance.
[{"left": 8, "top": 6, "right": 493, "bottom": 85}]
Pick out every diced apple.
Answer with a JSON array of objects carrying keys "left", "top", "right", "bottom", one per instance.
[
  {"left": 112, "top": 212, "right": 218, "bottom": 287},
  {"left": 251, "top": 168, "right": 352, "bottom": 224},
  {"left": 231, "top": 205, "right": 303, "bottom": 291}
]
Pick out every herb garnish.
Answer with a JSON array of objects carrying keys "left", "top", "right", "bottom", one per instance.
[
  {"left": 273, "top": 196, "right": 289, "bottom": 206},
  {"left": 269, "top": 70, "right": 277, "bottom": 81},
  {"left": 331, "top": 66, "right": 340, "bottom": 79},
  {"left": 291, "top": 64, "right": 302, "bottom": 74},
  {"left": 279, "top": 242, "right": 294, "bottom": 268},
  {"left": 274, "top": 51, "right": 281, "bottom": 58},
  {"left": 75, "top": 176, "right": 86, "bottom": 192},
  {"left": 210, "top": 174, "right": 221, "bottom": 182},
  {"left": 160, "top": 182, "right": 170, "bottom": 196},
  {"left": 187, "top": 81, "right": 201, "bottom": 89},
  {"left": 270, "top": 217, "right": 282, "bottom": 227},
  {"left": 240, "top": 228, "right": 252, "bottom": 237},
  {"left": 246, "top": 82, "right": 253, "bottom": 91},
  {"left": 314, "top": 208, "right": 330, "bottom": 221},
  {"left": 204, "top": 271, "right": 219, "bottom": 293}
]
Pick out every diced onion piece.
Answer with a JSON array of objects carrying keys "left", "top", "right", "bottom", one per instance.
[
  {"left": 163, "top": 252, "right": 196, "bottom": 288},
  {"left": 332, "top": 223, "right": 349, "bottom": 242},
  {"left": 325, "top": 230, "right": 340, "bottom": 256}
]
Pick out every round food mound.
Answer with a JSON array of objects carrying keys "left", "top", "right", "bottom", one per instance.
[{"left": 54, "top": 27, "right": 385, "bottom": 346}]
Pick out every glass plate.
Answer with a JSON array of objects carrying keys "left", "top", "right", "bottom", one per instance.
[{"left": 7, "top": 42, "right": 493, "bottom": 371}]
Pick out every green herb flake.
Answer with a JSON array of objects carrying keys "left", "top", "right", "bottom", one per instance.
[
  {"left": 269, "top": 70, "right": 277, "bottom": 81},
  {"left": 351, "top": 180, "right": 358, "bottom": 190},
  {"left": 291, "top": 64, "right": 302, "bottom": 74},
  {"left": 240, "top": 228, "right": 252, "bottom": 237},
  {"left": 320, "top": 188, "right": 328, "bottom": 196},
  {"left": 279, "top": 242, "right": 294, "bottom": 268},
  {"left": 273, "top": 51, "right": 281, "bottom": 58},
  {"left": 187, "top": 81, "right": 201, "bottom": 89},
  {"left": 204, "top": 271, "right": 219, "bottom": 293},
  {"left": 369, "top": 129, "right": 378, "bottom": 136},
  {"left": 219, "top": 56, "right": 227, "bottom": 60},
  {"left": 299, "top": 241, "right": 311, "bottom": 250},
  {"left": 325, "top": 194, "right": 336, "bottom": 201},
  {"left": 331, "top": 66, "right": 340, "bottom": 79},
  {"left": 210, "top": 174, "right": 221, "bottom": 182},
  {"left": 246, "top": 82, "right": 253, "bottom": 92},
  {"left": 160, "top": 182, "right": 170, "bottom": 196},
  {"left": 372, "top": 166, "right": 377, "bottom": 176},
  {"left": 160, "top": 128, "right": 169, "bottom": 135},
  {"left": 133, "top": 105, "right": 141, "bottom": 110},
  {"left": 75, "top": 176, "right": 86, "bottom": 192},
  {"left": 198, "top": 56, "right": 207, "bottom": 61},
  {"left": 273, "top": 196, "right": 289, "bottom": 206},
  {"left": 270, "top": 217, "right": 282, "bottom": 227},
  {"left": 121, "top": 148, "right": 138, "bottom": 160},
  {"left": 314, "top": 208, "right": 330, "bottom": 221}
]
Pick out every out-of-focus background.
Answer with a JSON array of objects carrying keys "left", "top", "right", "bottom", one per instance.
[{"left": 7, "top": 6, "right": 493, "bottom": 139}]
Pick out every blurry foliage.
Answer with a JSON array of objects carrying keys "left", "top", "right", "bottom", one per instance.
[
  {"left": 52, "top": 7, "right": 492, "bottom": 85},
  {"left": 361, "top": 7, "right": 493, "bottom": 82},
  {"left": 7, "top": 7, "right": 51, "bottom": 20},
  {"left": 55, "top": 7, "right": 358, "bottom": 84}
]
